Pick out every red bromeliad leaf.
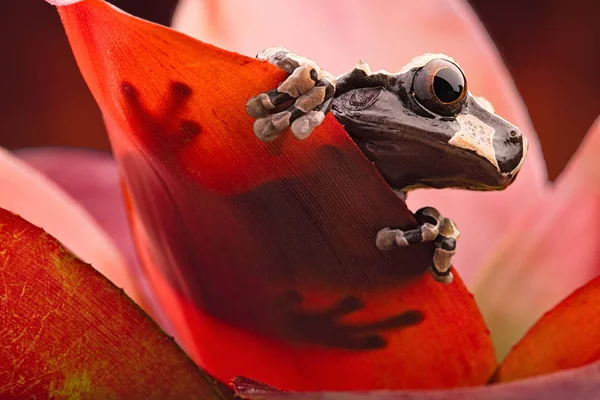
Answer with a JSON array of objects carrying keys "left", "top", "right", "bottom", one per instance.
[
  {"left": 53, "top": 0, "right": 496, "bottom": 390},
  {"left": 495, "top": 275, "right": 600, "bottom": 382},
  {"left": 0, "top": 207, "right": 232, "bottom": 399}
]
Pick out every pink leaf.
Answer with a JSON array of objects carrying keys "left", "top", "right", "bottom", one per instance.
[
  {"left": 0, "top": 147, "right": 140, "bottom": 304},
  {"left": 474, "top": 117, "right": 600, "bottom": 359}
]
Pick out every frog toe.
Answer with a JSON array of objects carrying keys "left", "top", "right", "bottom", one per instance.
[
  {"left": 246, "top": 89, "right": 294, "bottom": 118},
  {"left": 429, "top": 266, "right": 454, "bottom": 284},
  {"left": 291, "top": 110, "right": 325, "bottom": 139},
  {"left": 290, "top": 96, "right": 333, "bottom": 139},
  {"left": 247, "top": 48, "right": 336, "bottom": 141},
  {"left": 430, "top": 235, "right": 456, "bottom": 284},
  {"left": 253, "top": 109, "right": 294, "bottom": 142}
]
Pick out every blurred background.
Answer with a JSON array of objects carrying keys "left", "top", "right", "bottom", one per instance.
[{"left": 1, "top": 0, "right": 598, "bottom": 180}]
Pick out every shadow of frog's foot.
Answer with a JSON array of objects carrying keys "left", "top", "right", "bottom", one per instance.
[
  {"left": 119, "top": 81, "right": 202, "bottom": 158},
  {"left": 283, "top": 290, "right": 424, "bottom": 350}
]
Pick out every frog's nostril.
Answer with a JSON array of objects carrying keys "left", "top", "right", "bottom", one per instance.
[{"left": 507, "top": 128, "right": 522, "bottom": 145}]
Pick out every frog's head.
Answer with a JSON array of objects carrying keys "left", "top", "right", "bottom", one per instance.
[{"left": 332, "top": 54, "right": 527, "bottom": 191}]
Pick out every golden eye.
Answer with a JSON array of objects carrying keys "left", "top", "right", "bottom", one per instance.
[{"left": 411, "top": 58, "right": 467, "bottom": 116}]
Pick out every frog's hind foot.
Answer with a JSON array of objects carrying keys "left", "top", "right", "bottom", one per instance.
[
  {"left": 375, "top": 207, "right": 460, "bottom": 284},
  {"left": 246, "top": 47, "right": 336, "bottom": 141}
]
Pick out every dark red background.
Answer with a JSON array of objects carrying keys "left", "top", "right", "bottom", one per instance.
[{"left": 1, "top": 0, "right": 598, "bottom": 180}]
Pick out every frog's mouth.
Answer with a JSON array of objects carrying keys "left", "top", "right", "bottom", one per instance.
[
  {"left": 360, "top": 134, "right": 517, "bottom": 192},
  {"left": 415, "top": 133, "right": 528, "bottom": 191}
]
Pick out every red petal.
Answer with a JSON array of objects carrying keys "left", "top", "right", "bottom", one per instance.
[
  {"left": 0, "top": 207, "right": 231, "bottom": 399},
  {"left": 496, "top": 273, "right": 600, "bottom": 381},
  {"left": 235, "top": 362, "right": 600, "bottom": 399},
  {"left": 55, "top": 0, "right": 496, "bottom": 390}
]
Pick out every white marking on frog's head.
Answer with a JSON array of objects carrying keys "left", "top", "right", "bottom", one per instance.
[
  {"left": 355, "top": 60, "right": 372, "bottom": 74},
  {"left": 352, "top": 53, "right": 459, "bottom": 77},
  {"left": 474, "top": 96, "right": 495, "bottom": 114},
  {"left": 257, "top": 46, "right": 290, "bottom": 60},
  {"left": 450, "top": 114, "right": 500, "bottom": 171},
  {"left": 398, "top": 53, "right": 458, "bottom": 74}
]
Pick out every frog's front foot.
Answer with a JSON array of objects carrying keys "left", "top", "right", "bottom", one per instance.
[
  {"left": 376, "top": 207, "right": 460, "bottom": 284},
  {"left": 246, "top": 47, "right": 336, "bottom": 141}
]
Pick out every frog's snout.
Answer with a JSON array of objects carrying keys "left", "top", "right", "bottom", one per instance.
[
  {"left": 504, "top": 135, "right": 528, "bottom": 185},
  {"left": 494, "top": 124, "right": 527, "bottom": 183}
]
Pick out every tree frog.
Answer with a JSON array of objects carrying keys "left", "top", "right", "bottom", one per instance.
[{"left": 246, "top": 47, "right": 527, "bottom": 284}]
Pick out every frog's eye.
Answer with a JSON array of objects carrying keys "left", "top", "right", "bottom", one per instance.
[{"left": 411, "top": 59, "right": 467, "bottom": 117}]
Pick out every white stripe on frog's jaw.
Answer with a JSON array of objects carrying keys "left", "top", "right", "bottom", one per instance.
[
  {"left": 450, "top": 114, "right": 500, "bottom": 171},
  {"left": 448, "top": 93, "right": 527, "bottom": 182}
]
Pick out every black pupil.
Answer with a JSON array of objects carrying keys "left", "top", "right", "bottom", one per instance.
[{"left": 433, "top": 67, "right": 464, "bottom": 103}]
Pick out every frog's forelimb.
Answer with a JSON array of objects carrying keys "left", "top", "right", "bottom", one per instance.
[
  {"left": 375, "top": 206, "right": 459, "bottom": 284},
  {"left": 246, "top": 47, "right": 336, "bottom": 141}
]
